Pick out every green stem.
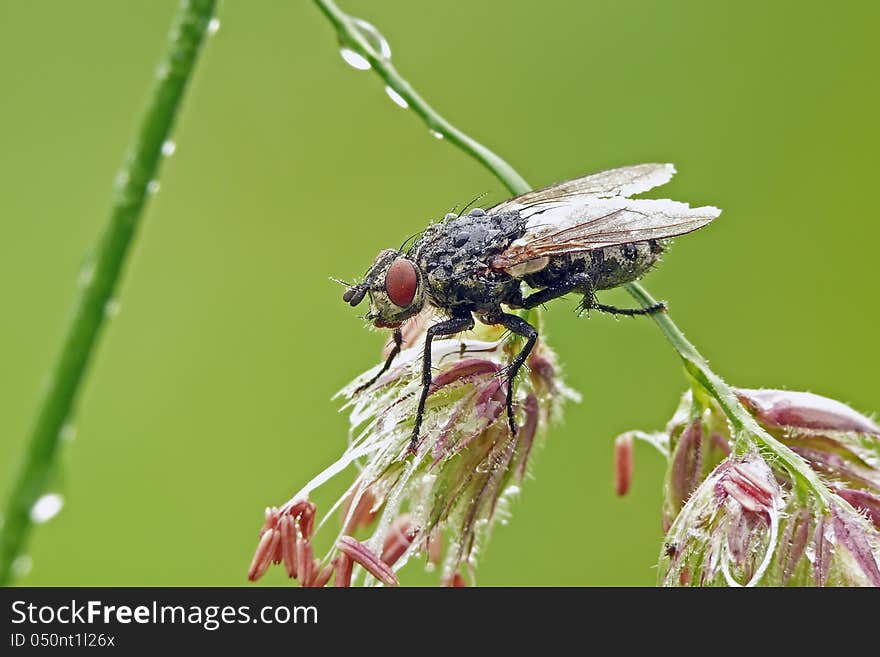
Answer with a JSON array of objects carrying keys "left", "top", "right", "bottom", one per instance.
[
  {"left": 313, "top": 0, "right": 530, "bottom": 196},
  {"left": 0, "top": 0, "right": 217, "bottom": 584},
  {"left": 624, "top": 283, "right": 829, "bottom": 503},
  {"left": 311, "top": 0, "right": 830, "bottom": 503}
]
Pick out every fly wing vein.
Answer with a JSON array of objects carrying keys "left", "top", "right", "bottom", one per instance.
[
  {"left": 489, "top": 163, "right": 676, "bottom": 214},
  {"left": 493, "top": 198, "right": 720, "bottom": 269}
]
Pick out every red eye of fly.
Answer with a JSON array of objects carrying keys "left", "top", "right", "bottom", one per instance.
[{"left": 385, "top": 259, "right": 418, "bottom": 307}]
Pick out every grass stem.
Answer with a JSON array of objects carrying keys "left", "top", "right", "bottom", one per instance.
[{"left": 0, "top": 0, "right": 218, "bottom": 584}]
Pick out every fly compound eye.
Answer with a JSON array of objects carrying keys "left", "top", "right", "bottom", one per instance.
[{"left": 384, "top": 259, "right": 418, "bottom": 307}]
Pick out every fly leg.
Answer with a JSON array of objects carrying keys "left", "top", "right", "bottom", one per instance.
[
  {"left": 484, "top": 311, "right": 539, "bottom": 436},
  {"left": 517, "top": 273, "right": 666, "bottom": 316},
  {"left": 410, "top": 310, "right": 475, "bottom": 454},
  {"left": 355, "top": 328, "right": 402, "bottom": 394},
  {"left": 516, "top": 277, "right": 584, "bottom": 309},
  {"left": 518, "top": 273, "right": 666, "bottom": 316},
  {"left": 589, "top": 299, "right": 667, "bottom": 316}
]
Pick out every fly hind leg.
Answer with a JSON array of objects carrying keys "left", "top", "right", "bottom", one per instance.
[
  {"left": 516, "top": 273, "right": 665, "bottom": 317},
  {"left": 591, "top": 300, "right": 666, "bottom": 316},
  {"left": 516, "top": 276, "right": 586, "bottom": 310}
]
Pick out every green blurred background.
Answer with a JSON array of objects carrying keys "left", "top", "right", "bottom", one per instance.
[{"left": 1, "top": 0, "right": 878, "bottom": 586}]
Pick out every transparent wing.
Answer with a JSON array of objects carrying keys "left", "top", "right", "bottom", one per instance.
[
  {"left": 489, "top": 163, "right": 676, "bottom": 215},
  {"left": 492, "top": 197, "right": 721, "bottom": 270}
]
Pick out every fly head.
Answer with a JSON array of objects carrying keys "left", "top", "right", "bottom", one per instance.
[{"left": 343, "top": 249, "right": 425, "bottom": 328}]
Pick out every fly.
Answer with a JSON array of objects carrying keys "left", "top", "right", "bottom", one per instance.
[{"left": 340, "top": 163, "right": 721, "bottom": 453}]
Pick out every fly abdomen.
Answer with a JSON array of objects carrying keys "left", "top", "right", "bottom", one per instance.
[
  {"left": 589, "top": 239, "right": 665, "bottom": 290},
  {"left": 523, "top": 239, "right": 665, "bottom": 291}
]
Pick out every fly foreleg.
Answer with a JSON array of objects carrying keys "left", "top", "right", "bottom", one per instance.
[
  {"left": 355, "top": 328, "right": 403, "bottom": 394},
  {"left": 410, "top": 311, "right": 475, "bottom": 454}
]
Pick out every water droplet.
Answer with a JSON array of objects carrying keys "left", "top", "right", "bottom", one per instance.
[
  {"left": 207, "top": 17, "right": 221, "bottom": 35},
  {"left": 161, "top": 139, "right": 177, "bottom": 157},
  {"left": 11, "top": 555, "right": 32, "bottom": 578},
  {"left": 430, "top": 130, "right": 444, "bottom": 140},
  {"left": 30, "top": 493, "right": 64, "bottom": 524},
  {"left": 339, "top": 48, "right": 370, "bottom": 70},
  {"left": 155, "top": 63, "right": 170, "bottom": 80},
  {"left": 60, "top": 423, "right": 77, "bottom": 442},
  {"left": 78, "top": 263, "right": 95, "bottom": 288},
  {"left": 385, "top": 86, "right": 409, "bottom": 109},
  {"left": 147, "top": 180, "right": 160, "bottom": 195},
  {"left": 475, "top": 461, "right": 495, "bottom": 474},
  {"left": 104, "top": 298, "right": 121, "bottom": 318},
  {"left": 338, "top": 18, "right": 392, "bottom": 70},
  {"left": 113, "top": 171, "right": 130, "bottom": 189},
  {"left": 354, "top": 18, "right": 391, "bottom": 57}
]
